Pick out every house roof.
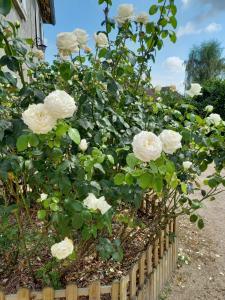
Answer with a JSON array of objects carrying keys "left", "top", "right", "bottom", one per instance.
[{"left": 38, "top": 0, "right": 56, "bottom": 25}]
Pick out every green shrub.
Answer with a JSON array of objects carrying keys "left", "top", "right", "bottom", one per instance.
[{"left": 191, "top": 79, "right": 225, "bottom": 119}]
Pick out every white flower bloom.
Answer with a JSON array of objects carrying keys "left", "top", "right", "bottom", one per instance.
[
  {"left": 205, "top": 105, "right": 214, "bottom": 112},
  {"left": 83, "top": 193, "right": 111, "bottom": 215},
  {"left": 115, "top": 4, "right": 134, "bottom": 25},
  {"left": 74, "top": 28, "right": 88, "bottom": 49},
  {"left": 159, "top": 129, "right": 182, "bottom": 154},
  {"left": 44, "top": 90, "right": 77, "bottom": 119},
  {"left": 132, "top": 131, "right": 162, "bottom": 162},
  {"left": 206, "top": 113, "right": 222, "bottom": 126},
  {"left": 56, "top": 32, "right": 79, "bottom": 55},
  {"left": 186, "top": 83, "right": 202, "bottom": 97},
  {"left": 22, "top": 104, "right": 57, "bottom": 134},
  {"left": 155, "top": 85, "right": 162, "bottom": 92},
  {"left": 183, "top": 161, "right": 192, "bottom": 170},
  {"left": 94, "top": 32, "right": 109, "bottom": 48},
  {"left": 79, "top": 139, "right": 88, "bottom": 152},
  {"left": 51, "top": 237, "right": 74, "bottom": 260},
  {"left": 40, "top": 193, "right": 48, "bottom": 201},
  {"left": 135, "top": 12, "right": 149, "bottom": 25},
  {"left": 33, "top": 49, "right": 44, "bottom": 60}
]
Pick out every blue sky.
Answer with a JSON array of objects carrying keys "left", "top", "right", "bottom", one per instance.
[{"left": 44, "top": 0, "right": 225, "bottom": 92}]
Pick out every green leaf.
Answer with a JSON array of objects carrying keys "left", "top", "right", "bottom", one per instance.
[
  {"left": 16, "top": 135, "right": 29, "bottom": 152},
  {"left": 181, "top": 182, "right": 187, "bottom": 194},
  {"left": 37, "top": 210, "right": 46, "bottom": 220},
  {"left": 197, "top": 218, "right": 204, "bottom": 229},
  {"left": 138, "top": 173, "right": 153, "bottom": 189},
  {"left": 126, "top": 153, "right": 139, "bottom": 168},
  {"left": 170, "top": 4, "right": 177, "bottom": 15},
  {"left": 169, "top": 32, "right": 177, "bottom": 43},
  {"left": 170, "top": 16, "right": 177, "bottom": 29},
  {"left": 107, "top": 155, "right": 114, "bottom": 164},
  {"left": 0, "top": 0, "right": 12, "bottom": 16},
  {"left": 153, "top": 175, "right": 163, "bottom": 192},
  {"left": 68, "top": 128, "right": 80, "bottom": 144},
  {"left": 149, "top": 5, "right": 158, "bottom": 15},
  {"left": 190, "top": 214, "right": 198, "bottom": 223},
  {"left": 59, "top": 62, "right": 74, "bottom": 81},
  {"left": 56, "top": 122, "right": 69, "bottom": 137},
  {"left": 28, "top": 134, "right": 39, "bottom": 147},
  {"left": 114, "top": 173, "right": 125, "bottom": 186}
]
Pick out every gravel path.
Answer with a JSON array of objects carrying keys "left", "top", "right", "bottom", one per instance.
[{"left": 160, "top": 167, "right": 225, "bottom": 300}]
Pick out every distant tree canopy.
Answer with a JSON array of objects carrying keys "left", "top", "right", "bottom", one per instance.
[{"left": 185, "top": 40, "right": 225, "bottom": 88}]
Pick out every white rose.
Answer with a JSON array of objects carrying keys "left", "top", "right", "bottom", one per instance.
[
  {"left": 79, "top": 139, "right": 88, "bottom": 152},
  {"left": 94, "top": 32, "right": 109, "bottom": 48},
  {"left": 204, "top": 105, "right": 214, "bottom": 112},
  {"left": 135, "top": 12, "right": 149, "bottom": 25},
  {"left": 33, "top": 49, "right": 44, "bottom": 60},
  {"left": 183, "top": 161, "right": 192, "bottom": 170},
  {"left": 51, "top": 237, "right": 74, "bottom": 260},
  {"left": 155, "top": 85, "right": 162, "bottom": 92},
  {"left": 115, "top": 4, "right": 134, "bottom": 25},
  {"left": 206, "top": 113, "right": 222, "bottom": 126},
  {"left": 74, "top": 28, "right": 88, "bottom": 49},
  {"left": 83, "top": 193, "right": 111, "bottom": 215},
  {"left": 22, "top": 104, "right": 57, "bottom": 134},
  {"left": 159, "top": 129, "right": 182, "bottom": 154},
  {"left": 56, "top": 32, "right": 79, "bottom": 54},
  {"left": 40, "top": 193, "right": 48, "bottom": 201},
  {"left": 44, "top": 90, "right": 77, "bottom": 119},
  {"left": 186, "top": 83, "right": 202, "bottom": 97},
  {"left": 132, "top": 131, "right": 162, "bottom": 162}
]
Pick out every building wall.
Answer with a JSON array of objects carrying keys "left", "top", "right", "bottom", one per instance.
[{"left": 7, "top": 0, "right": 43, "bottom": 43}]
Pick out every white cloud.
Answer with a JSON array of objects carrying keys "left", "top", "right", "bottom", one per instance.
[
  {"left": 164, "top": 57, "right": 185, "bottom": 73},
  {"left": 177, "top": 21, "right": 222, "bottom": 38},
  {"left": 205, "top": 22, "right": 222, "bottom": 33},
  {"left": 177, "top": 22, "right": 201, "bottom": 38},
  {"left": 182, "top": 0, "right": 191, "bottom": 6}
]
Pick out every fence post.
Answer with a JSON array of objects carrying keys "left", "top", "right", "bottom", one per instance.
[
  {"left": 0, "top": 292, "right": 5, "bottom": 300},
  {"left": 120, "top": 276, "right": 128, "bottom": 300},
  {"left": 43, "top": 288, "right": 54, "bottom": 300},
  {"left": 111, "top": 281, "right": 119, "bottom": 300},
  {"left": 17, "top": 288, "right": 30, "bottom": 300},
  {"left": 66, "top": 284, "right": 78, "bottom": 300},
  {"left": 89, "top": 281, "right": 101, "bottom": 300}
]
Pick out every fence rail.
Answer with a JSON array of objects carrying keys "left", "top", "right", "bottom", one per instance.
[{"left": 0, "top": 218, "right": 178, "bottom": 300}]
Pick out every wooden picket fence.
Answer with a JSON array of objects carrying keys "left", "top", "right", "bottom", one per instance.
[{"left": 0, "top": 219, "right": 178, "bottom": 300}]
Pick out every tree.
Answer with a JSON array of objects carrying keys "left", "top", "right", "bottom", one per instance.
[{"left": 185, "top": 40, "right": 225, "bottom": 88}]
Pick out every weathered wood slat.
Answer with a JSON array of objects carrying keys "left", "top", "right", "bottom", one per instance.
[
  {"left": 66, "top": 284, "right": 78, "bottom": 300},
  {"left": 17, "top": 289, "right": 30, "bottom": 300},
  {"left": 111, "top": 281, "right": 119, "bottom": 300},
  {"left": 89, "top": 281, "right": 100, "bottom": 300},
  {"left": 0, "top": 292, "right": 5, "bottom": 300},
  {"left": 43, "top": 288, "right": 54, "bottom": 300}
]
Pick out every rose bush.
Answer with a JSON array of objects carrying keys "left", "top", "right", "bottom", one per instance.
[{"left": 0, "top": 0, "right": 224, "bottom": 290}]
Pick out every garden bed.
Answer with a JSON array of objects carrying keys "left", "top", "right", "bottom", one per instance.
[{"left": 0, "top": 217, "right": 178, "bottom": 300}]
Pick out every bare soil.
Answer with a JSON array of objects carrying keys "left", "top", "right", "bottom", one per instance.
[{"left": 161, "top": 167, "right": 225, "bottom": 300}]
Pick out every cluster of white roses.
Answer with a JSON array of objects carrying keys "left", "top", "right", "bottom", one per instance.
[
  {"left": 115, "top": 4, "right": 149, "bottom": 25},
  {"left": 51, "top": 193, "right": 111, "bottom": 260},
  {"left": 56, "top": 4, "right": 150, "bottom": 56},
  {"left": 132, "top": 129, "right": 182, "bottom": 162},
  {"left": 56, "top": 28, "right": 90, "bottom": 57},
  {"left": 22, "top": 90, "right": 77, "bottom": 134}
]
